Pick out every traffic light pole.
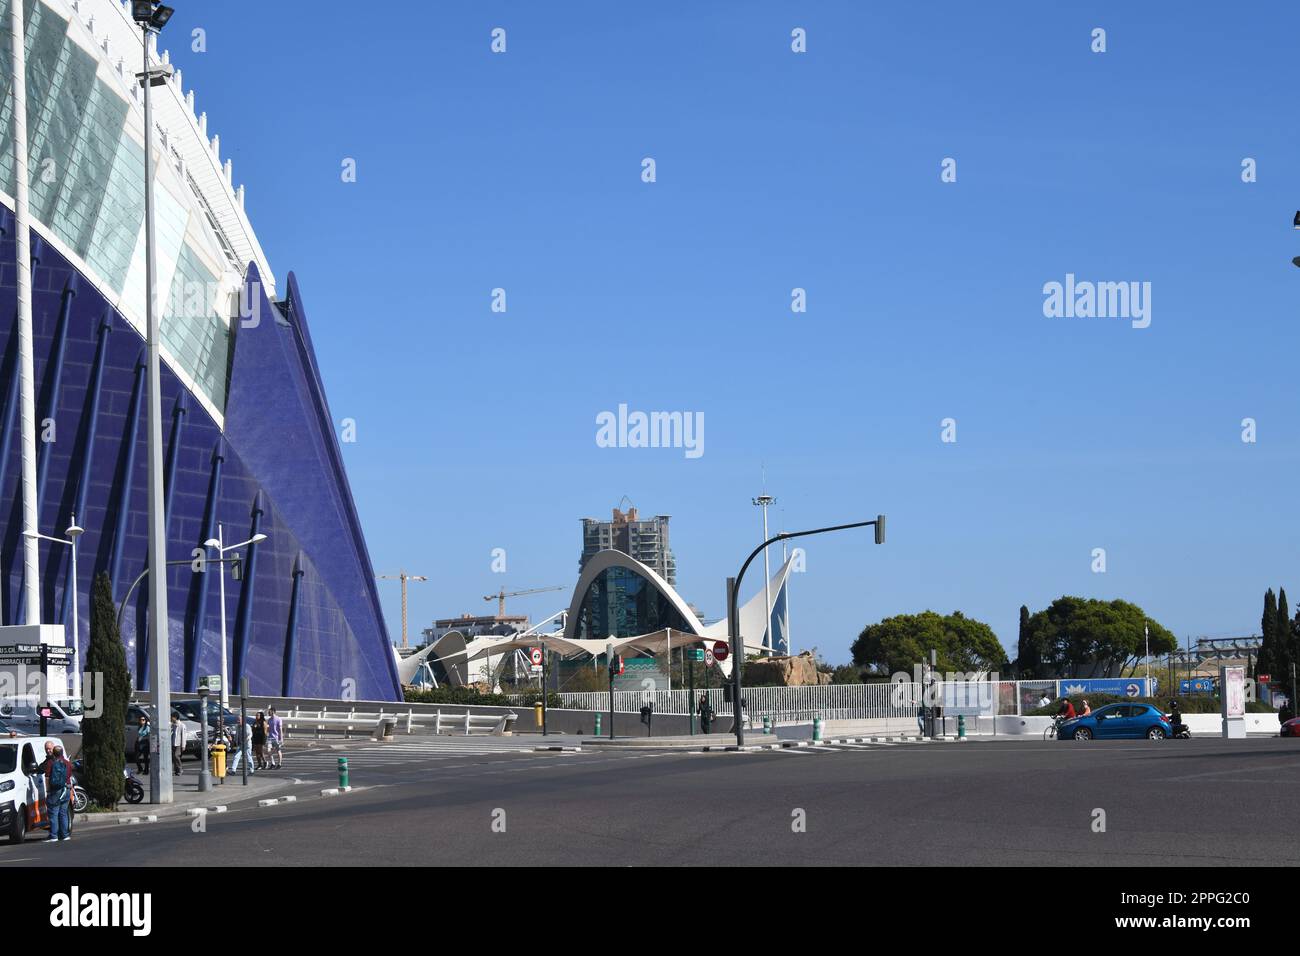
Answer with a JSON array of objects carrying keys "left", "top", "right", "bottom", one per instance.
[
  {"left": 606, "top": 643, "right": 615, "bottom": 740},
  {"left": 727, "top": 516, "right": 886, "bottom": 747}
]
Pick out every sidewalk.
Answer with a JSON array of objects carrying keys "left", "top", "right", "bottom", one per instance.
[{"left": 74, "top": 770, "right": 296, "bottom": 827}]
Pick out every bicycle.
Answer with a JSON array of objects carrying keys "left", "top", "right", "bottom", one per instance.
[{"left": 1043, "top": 716, "right": 1064, "bottom": 741}]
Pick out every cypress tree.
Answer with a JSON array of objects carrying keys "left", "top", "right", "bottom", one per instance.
[
  {"left": 1259, "top": 589, "right": 1277, "bottom": 678},
  {"left": 82, "top": 572, "right": 130, "bottom": 808},
  {"left": 1274, "top": 590, "right": 1284, "bottom": 681},
  {"left": 1015, "top": 605, "right": 1032, "bottom": 678}
]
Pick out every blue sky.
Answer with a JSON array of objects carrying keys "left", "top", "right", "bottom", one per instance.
[{"left": 166, "top": 2, "right": 1300, "bottom": 662}]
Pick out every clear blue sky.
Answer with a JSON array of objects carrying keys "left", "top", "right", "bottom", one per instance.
[{"left": 166, "top": 1, "right": 1300, "bottom": 663}]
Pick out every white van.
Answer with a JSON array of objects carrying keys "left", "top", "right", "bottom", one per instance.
[
  {"left": 0, "top": 734, "right": 66, "bottom": 844},
  {"left": 0, "top": 697, "right": 80, "bottom": 735}
]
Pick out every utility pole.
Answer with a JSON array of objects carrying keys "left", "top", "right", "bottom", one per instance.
[
  {"left": 377, "top": 571, "right": 427, "bottom": 647},
  {"left": 753, "top": 494, "right": 775, "bottom": 654}
]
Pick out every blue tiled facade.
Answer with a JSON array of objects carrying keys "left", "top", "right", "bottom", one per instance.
[{"left": 0, "top": 217, "right": 401, "bottom": 701}]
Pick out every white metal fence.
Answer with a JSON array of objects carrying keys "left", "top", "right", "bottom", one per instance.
[{"left": 508, "top": 681, "right": 1056, "bottom": 718}]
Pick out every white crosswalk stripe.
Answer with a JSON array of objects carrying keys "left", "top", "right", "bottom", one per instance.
[{"left": 263, "top": 737, "right": 541, "bottom": 771}]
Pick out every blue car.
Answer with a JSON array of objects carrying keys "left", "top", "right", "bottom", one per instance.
[{"left": 1059, "top": 703, "right": 1172, "bottom": 740}]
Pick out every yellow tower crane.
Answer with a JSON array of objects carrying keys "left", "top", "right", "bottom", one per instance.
[
  {"left": 484, "top": 585, "right": 565, "bottom": 617},
  {"left": 377, "top": 570, "right": 428, "bottom": 647}
]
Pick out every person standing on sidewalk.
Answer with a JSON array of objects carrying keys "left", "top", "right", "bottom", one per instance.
[
  {"left": 135, "top": 714, "right": 151, "bottom": 774},
  {"left": 170, "top": 713, "right": 186, "bottom": 775},
  {"left": 43, "top": 744, "right": 74, "bottom": 842},
  {"left": 266, "top": 707, "right": 284, "bottom": 769}
]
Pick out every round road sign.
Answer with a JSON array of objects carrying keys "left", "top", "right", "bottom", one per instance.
[{"left": 713, "top": 641, "right": 730, "bottom": 662}]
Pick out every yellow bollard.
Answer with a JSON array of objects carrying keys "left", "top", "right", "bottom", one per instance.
[
  {"left": 534, "top": 701, "right": 544, "bottom": 727},
  {"left": 211, "top": 742, "right": 226, "bottom": 779}
]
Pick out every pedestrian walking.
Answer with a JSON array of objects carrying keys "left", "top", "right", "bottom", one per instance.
[
  {"left": 252, "top": 712, "right": 268, "bottom": 770},
  {"left": 135, "top": 714, "right": 151, "bottom": 774},
  {"left": 43, "top": 744, "right": 74, "bottom": 842},
  {"left": 228, "top": 719, "right": 254, "bottom": 775},
  {"left": 266, "top": 707, "right": 284, "bottom": 769},
  {"left": 170, "top": 713, "right": 186, "bottom": 775},
  {"left": 698, "top": 693, "right": 714, "bottom": 734}
]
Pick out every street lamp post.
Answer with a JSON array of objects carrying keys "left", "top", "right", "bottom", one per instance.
[
  {"left": 133, "top": 0, "right": 176, "bottom": 804},
  {"left": 22, "top": 516, "right": 84, "bottom": 699},
  {"left": 727, "top": 515, "right": 886, "bottom": 747},
  {"left": 203, "top": 528, "right": 268, "bottom": 714},
  {"left": 753, "top": 495, "right": 775, "bottom": 654}
]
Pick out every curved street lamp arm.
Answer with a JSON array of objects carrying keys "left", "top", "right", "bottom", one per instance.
[{"left": 728, "top": 516, "right": 886, "bottom": 747}]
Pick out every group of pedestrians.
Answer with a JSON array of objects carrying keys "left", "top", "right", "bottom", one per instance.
[
  {"left": 129, "top": 706, "right": 286, "bottom": 778},
  {"left": 218, "top": 708, "right": 285, "bottom": 773}
]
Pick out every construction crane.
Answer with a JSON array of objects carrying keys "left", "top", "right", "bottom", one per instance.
[
  {"left": 484, "top": 585, "right": 564, "bottom": 617},
  {"left": 377, "top": 570, "right": 428, "bottom": 647}
]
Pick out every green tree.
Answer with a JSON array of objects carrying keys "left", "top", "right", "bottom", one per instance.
[
  {"left": 851, "top": 610, "right": 1005, "bottom": 676},
  {"left": 1277, "top": 588, "right": 1293, "bottom": 680},
  {"left": 830, "top": 664, "right": 863, "bottom": 684},
  {"left": 1257, "top": 588, "right": 1278, "bottom": 678},
  {"left": 1015, "top": 604, "right": 1039, "bottom": 677},
  {"left": 82, "top": 573, "right": 130, "bottom": 808},
  {"left": 1019, "top": 596, "right": 1176, "bottom": 678}
]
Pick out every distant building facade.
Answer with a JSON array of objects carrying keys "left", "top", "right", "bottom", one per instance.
[{"left": 580, "top": 506, "right": 675, "bottom": 584}]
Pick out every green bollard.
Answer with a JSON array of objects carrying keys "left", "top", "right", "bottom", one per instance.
[
  {"left": 958, "top": 714, "right": 966, "bottom": 739},
  {"left": 762, "top": 715, "right": 772, "bottom": 735},
  {"left": 338, "top": 756, "right": 349, "bottom": 790},
  {"left": 594, "top": 713, "right": 602, "bottom": 736},
  {"left": 813, "top": 714, "right": 823, "bottom": 742}
]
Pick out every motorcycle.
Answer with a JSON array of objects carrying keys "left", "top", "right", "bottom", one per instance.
[
  {"left": 1164, "top": 714, "right": 1191, "bottom": 739},
  {"left": 70, "top": 760, "right": 146, "bottom": 809}
]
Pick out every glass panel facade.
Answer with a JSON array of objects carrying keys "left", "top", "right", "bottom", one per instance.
[
  {"left": 163, "top": 242, "right": 230, "bottom": 407},
  {"left": 575, "top": 566, "right": 692, "bottom": 641},
  {"left": 0, "top": 0, "right": 235, "bottom": 412}
]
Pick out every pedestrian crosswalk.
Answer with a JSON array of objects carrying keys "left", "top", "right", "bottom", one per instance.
[
  {"left": 258, "top": 736, "right": 544, "bottom": 773},
  {"left": 695, "top": 740, "right": 919, "bottom": 756}
]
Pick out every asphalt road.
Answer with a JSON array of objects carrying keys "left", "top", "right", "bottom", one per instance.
[{"left": 6, "top": 736, "right": 1298, "bottom": 866}]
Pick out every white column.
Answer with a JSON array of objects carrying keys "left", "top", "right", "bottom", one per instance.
[{"left": 10, "top": 0, "right": 41, "bottom": 624}]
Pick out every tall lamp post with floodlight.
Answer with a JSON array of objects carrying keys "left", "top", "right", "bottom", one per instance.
[
  {"left": 22, "top": 516, "right": 84, "bottom": 699},
  {"left": 752, "top": 495, "right": 775, "bottom": 654},
  {"left": 132, "top": 0, "right": 176, "bottom": 803},
  {"left": 203, "top": 528, "right": 268, "bottom": 713},
  {"left": 727, "top": 515, "right": 886, "bottom": 747}
]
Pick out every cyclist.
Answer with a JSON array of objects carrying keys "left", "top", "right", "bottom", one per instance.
[{"left": 1056, "top": 697, "right": 1077, "bottom": 721}]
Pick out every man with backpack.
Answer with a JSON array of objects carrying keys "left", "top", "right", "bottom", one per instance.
[{"left": 43, "top": 744, "right": 74, "bottom": 842}]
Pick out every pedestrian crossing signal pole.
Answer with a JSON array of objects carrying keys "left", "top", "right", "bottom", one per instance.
[
  {"left": 240, "top": 677, "right": 248, "bottom": 786},
  {"left": 606, "top": 643, "right": 615, "bottom": 739}
]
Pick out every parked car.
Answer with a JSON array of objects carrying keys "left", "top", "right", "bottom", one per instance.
[
  {"left": 1281, "top": 717, "right": 1300, "bottom": 738},
  {"left": 0, "top": 735, "right": 67, "bottom": 843},
  {"left": 124, "top": 704, "right": 203, "bottom": 757},
  {"left": 0, "top": 697, "right": 80, "bottom": 735},
  {"left": 172, "top": 698, "right": 249, "bottom": 733},
  {"left": 0, "top": 717, "right": 18, "bottom": 737},
  {"left": 1058, "top": 703, "right": 1172, "bottom": 740}
]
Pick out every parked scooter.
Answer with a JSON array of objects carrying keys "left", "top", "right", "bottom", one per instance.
[{"left": 71, "top": 759, "right": 146, "bottom": 808}]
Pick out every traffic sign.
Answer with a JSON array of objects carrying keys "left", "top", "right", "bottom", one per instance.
[
  {"left": 704, "top": 649, "right": 714, "bottom": 667},
  {"left": 529, "top": 647, "right": 543, "bottom": 666},
  {"left": 687, "top": 648, "right": 704, "bottom": 662},
  {"left": 713, "top": 641, "right": 729, "bottom": 662},
  {"left": 2, "top": 643, "right": 73, "bottom": 658},
  {"left": 201, "top": 674, "right": 223, "bottom": 691},
  {"left": 1124, "top": 682, "right": 1141, "bottom": 698}
]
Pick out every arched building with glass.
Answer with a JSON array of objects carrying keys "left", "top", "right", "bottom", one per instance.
[{"left": 0, "top": 0, "right": 399, "bottom": 700}]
